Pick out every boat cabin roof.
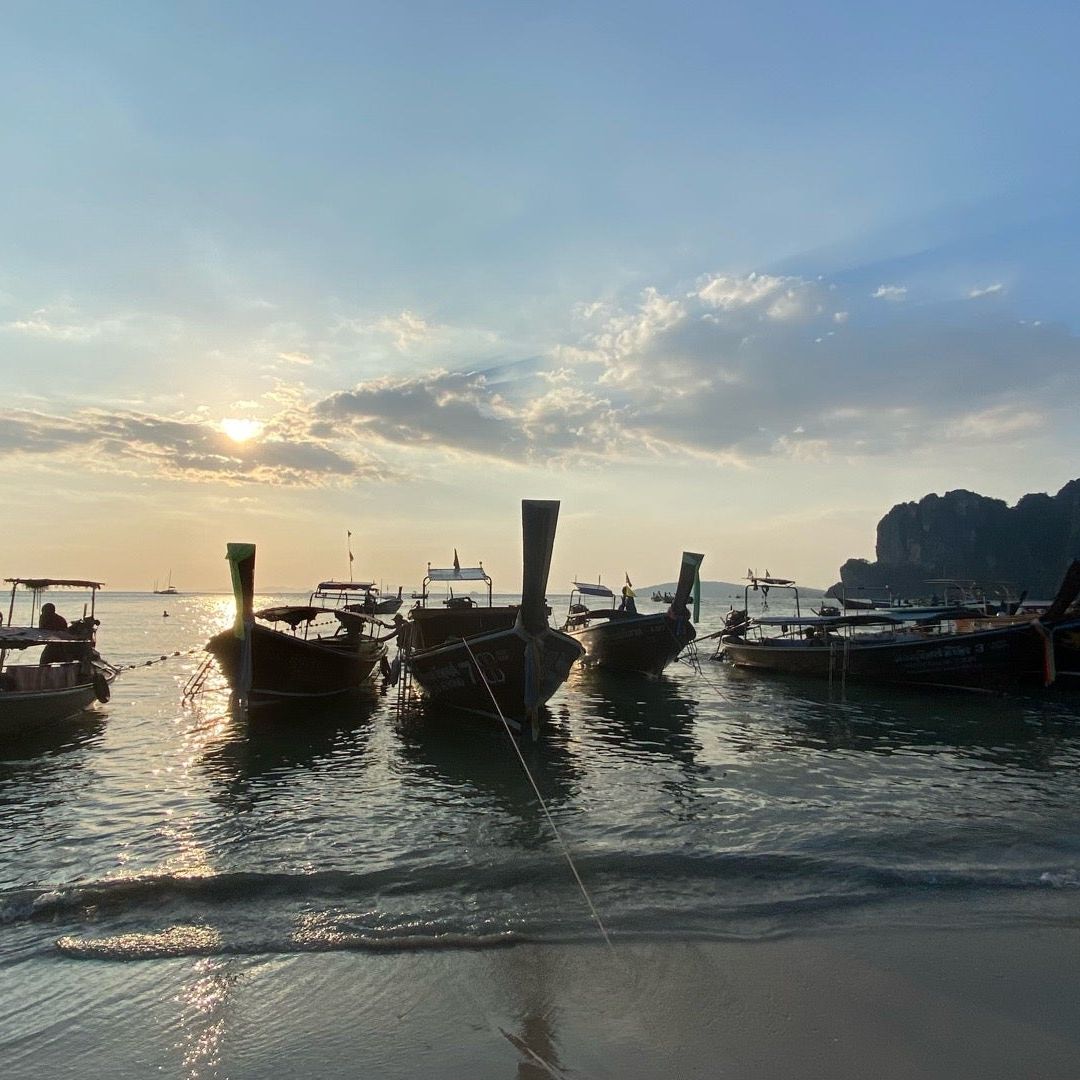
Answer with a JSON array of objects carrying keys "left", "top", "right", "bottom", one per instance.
[
  {"left": 315, "top": 581, "right": 375, "bottom": 592},
  {"left": 256, "top": 605, "right": 335, "bottom": 627},
  {"left": 751, "top": 608, "right": 986, "bottom": 629},
  {"left": 5, "top": 577, "right": 104, "bottom": 590},
  {"left": 572, "top": 582, "right": 614, "bottom": 598},
  {"left": 753, "top": 613, "right": 905, "bottom": 628},
  {"left": 425, "top": 566, "right": 490, "bottom": 583},
  {"left": 0, "top": 626, "right": 82, "bottom": 649}
]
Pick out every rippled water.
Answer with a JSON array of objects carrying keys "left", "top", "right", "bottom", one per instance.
[{"left": 3, "top": 591, "right": 1079, "bottom": 1076}]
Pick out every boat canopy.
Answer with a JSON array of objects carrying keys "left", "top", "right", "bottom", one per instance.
[
  {"left": 749, "top": 609, "right": 985, "bottom": 629},
  {"left": 572, "top": 582, "right": 614, "bottom": 598},
  {"left": 0, "top": 627, "right": 81, "bottom": 649},
  {"left": 255, "top": 605, "right": 335, "bottom": 627},
  {"left": 426, "top": 567, "right": 490, "bottom": 582},
  {"left": 315, "top": 581, "right": 375, "bottom": 592},
  {"left": 5, "top": 578, "right": 104, "bottom": 590},
  {"left": 751, "top": 614, "right": 904, "bottom": 628}
]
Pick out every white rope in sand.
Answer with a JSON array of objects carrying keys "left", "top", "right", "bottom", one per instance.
[{"left": 459, "top": 637, "right": 614, "bottom": 952}]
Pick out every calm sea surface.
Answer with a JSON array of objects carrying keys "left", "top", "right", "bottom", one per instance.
[{"left": 3, "top": 591, "right": 1079, "bottom": 1077}]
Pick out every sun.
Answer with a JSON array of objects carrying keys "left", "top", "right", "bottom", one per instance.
[{"left": 220, "top": 417, "right": 263, "bottom": 443}]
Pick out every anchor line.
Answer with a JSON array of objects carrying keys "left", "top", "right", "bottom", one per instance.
[{"left": 458, "top": 636, "right": 614, "bottom": 952}]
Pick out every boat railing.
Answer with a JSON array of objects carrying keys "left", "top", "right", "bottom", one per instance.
[
  {"left": 564, "top": 581, "right": 616, "bottom": 627},
  {"left": 419, "top": 563, "right": 493, "bottom": 608}
]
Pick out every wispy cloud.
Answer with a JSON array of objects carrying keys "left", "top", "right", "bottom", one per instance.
[
  {"left": 5, "top": 270, "right": 1077, "bottom": 488},
  {"left": 968, "top": 283, "right": 1005, "bottom": 299},
  {"left": 871, "top": 284, "right": 907, "bottom": 301},
  {"left": 2, "top": 407, "right": 388, "bottom": 486}
]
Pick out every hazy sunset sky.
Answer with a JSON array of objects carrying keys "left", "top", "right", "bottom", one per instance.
[{"left": 4, "top": 2, "right": 1079, "bottom": 591}]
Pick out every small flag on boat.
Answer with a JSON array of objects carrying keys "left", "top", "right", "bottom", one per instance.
[
  {"left": 625, "top": 571, "right": 633, "bottom": 589},
  {"left": 453, "top": 548, "right": 460, "bottom": 573}
]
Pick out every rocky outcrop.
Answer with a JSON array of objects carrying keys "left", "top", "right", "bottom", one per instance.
[{"left": 830, "top": 480, "right": 1080, "bottom": 600}]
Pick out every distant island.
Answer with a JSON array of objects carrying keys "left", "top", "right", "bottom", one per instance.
[
  {"left": 641, "top": 579, "right": 828, "bottom": 600},
  {"left": 830, "top": 478, "right": 1080, "bottom": 600}
]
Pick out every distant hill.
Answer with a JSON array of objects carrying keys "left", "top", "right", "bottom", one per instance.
[
  {"left": 641, "top": 579, "right": 827, "bottom": 599},
  {"left": 831, "top": 479, "right": 1080, "bottom": 599}
]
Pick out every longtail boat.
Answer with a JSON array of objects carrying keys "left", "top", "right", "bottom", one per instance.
[
  {"left": 562, "top": 552, "right": 703, "bottom": 676},
  {"left": 402, "top": 500, "right": 584, "bottom": 731},
  {"left": 717, "top": 562, "right": 1080, "bottom": 690},
  {"left": 203, "top": 545, "right": 388, "bottom": 705},
  {"left": 0, "top": 578, "right": 118, "bottom": 737}
]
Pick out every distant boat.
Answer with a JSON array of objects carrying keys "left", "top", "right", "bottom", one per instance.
[
  {"left": 563, "top": 553, "right": 703, "bottom": 676},
  {"left": 650, "top": 591, "right": 676, "bottom": 603},
  {"left": 0, "top": 577, "right": 118, "bottom": 737},
  {"left": 153, "top": 571, "right": 179, "bottom": 596}
]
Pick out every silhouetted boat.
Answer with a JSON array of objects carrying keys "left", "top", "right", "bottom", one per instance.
[
  {"left": 402, "top": 501, "right": 584, "bottom": 730},
  {"left": 562, "top": 552, "right": 703, "bottom": 675},
  {"left": 201, "top": 546, "right": 388, "bottom": 705},
  {"left": 0, "top": 578, "right": 117, "bottom": 737},
  {"left": 315, "top": 580, "right": 403, "bottom": 615},
  {"left": 153, "top": 571, "right": 179, "bottom": 595},
  {"left": 718, "top": 562, "right": 1080, "bottom": 690}
]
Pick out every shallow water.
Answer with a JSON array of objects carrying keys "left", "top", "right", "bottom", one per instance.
[{"left": 2, "top": 592, "right": 1079, "bottom": 1077}]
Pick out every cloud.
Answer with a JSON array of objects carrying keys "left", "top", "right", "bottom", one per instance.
[
  {"left": 311, "top": 270, "right": 1080, "bottom": 469},
  {"left": 1, "top": 407, "right": 387, "bottom": 486},
  {"left": 7, "top": 270, "right": 1077, "bottom": 487},
  {"left": 330, "top": 308, "right": 500, "bottom": 362},
  {"left": 1, "top": 303, "right": 183, "bottom": 346},
  {"left": 968, "top": 283, "right": 1005, "bottom": 299},
  {"left": 871, "top": 284, "right": 908, "bottom": 301}
]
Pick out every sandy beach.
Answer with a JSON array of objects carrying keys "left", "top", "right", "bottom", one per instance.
[{"left": 7, "top": 925, "right": 1078, "bottom": 1080}]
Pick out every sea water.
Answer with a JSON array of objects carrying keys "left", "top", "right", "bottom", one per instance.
[{"left": 2, "top": 592, "right": 1079, "bottom": 1078}]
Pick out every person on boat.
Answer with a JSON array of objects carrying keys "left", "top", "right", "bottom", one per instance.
[
  {"left": 38, "top": 602, "right": 69, "bottom": 632},
  {"left": 619, "top": 585, "right": 637, "bottom": 614}
]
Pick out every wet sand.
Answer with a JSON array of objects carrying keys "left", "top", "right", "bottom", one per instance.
[{"left": 8, "top": 925, "right": 1079, "bottom": 1079}]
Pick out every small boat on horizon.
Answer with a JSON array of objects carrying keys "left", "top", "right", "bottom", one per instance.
[
  {"left": 0, "top": 577, "right": 118, "bottom": 737},
  {"left": 153, "top": 571, "right": 179, "bottom": 596}
]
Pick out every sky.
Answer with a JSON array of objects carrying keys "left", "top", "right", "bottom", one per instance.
[{"left": 3, "top": 1, "right": 1080, "bottom": 592}]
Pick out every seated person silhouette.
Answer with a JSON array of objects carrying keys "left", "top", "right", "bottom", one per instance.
[{"left": 38, "top": 602, "right": 69, "bottom": 632}]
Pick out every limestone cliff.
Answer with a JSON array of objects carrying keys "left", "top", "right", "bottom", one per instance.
[{"left": 832, "top": 480, "right": 1080, "bottom": 599}]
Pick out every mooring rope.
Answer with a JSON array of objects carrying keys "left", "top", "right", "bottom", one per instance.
[
  {"left": 117, "top": 646, "right": 204, "bottom": 671},
  {"left": 458, "top": 636, "right": 614, "bottom": 952}
]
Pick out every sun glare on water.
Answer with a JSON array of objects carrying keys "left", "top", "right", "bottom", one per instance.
[{"left": 220, "top": 418, "right": 263, "bottom": 443}]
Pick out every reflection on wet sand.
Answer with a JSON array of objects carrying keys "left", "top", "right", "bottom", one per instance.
[{"left": 498, "top": 948, "right": 564, "bottom": 1080}]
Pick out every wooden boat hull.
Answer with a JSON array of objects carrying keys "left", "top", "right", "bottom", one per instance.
[
  {"left": 0, "top": 665, "right": 113, "bottom": 737},
  {"left": 721, "top": 616, "right": 1080, "bottom": 689},
  {"left": 206, "top": 624, "right": 385, "bottom": 702},
  {"left": 407, "top": 624, "right": 585, "bottom": 723},
  {"left": 568, "top": 612, "right": 696, "bottom": 676}
]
